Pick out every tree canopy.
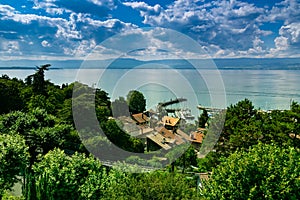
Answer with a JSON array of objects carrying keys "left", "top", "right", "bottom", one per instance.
[
  {"left": 1, "top": 71, "right": 300, "bottom": 199},
  {"left": 202, "top": 143, "right": 300, "bottom": 200},
  {"left": 29, "top": 149, "right": 107, "bottom": 200},
  {"left": 127, "top": 90, "right": 146, "bottom": 114},
  {"left": 0, "top": 134, "right": 29, "bottom": 196}
]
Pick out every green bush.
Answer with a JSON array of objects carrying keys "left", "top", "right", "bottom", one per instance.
[{"left": 202, "top": 143, "right": 300, "bottom": 200}]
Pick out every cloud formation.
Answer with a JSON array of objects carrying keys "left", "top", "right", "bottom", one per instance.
[
  {"left": 0, "top": 2, "right": 135, "bottom": 59},
  {"left": 0, "top": 0, "right": 299, "bottom": 59},
  {"left": 124, "top": 0, "right": 300, "bottom": 58}
]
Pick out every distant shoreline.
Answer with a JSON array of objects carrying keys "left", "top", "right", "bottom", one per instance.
[
  {"left": 1, "top": 67, "right": 300, "bottom": 70},
  {"left": 1, "top": 57, "right": 300, "bottom": 70},
  {"left": 0, "top": 67, "right": 62, "bottom": 70}
]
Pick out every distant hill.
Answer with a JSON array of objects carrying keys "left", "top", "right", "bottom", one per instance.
[{"left": 1, "top": 58, "right": 300, "bottom": 70}]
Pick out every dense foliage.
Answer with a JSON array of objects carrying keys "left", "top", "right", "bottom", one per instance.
[
  {"left": 215, "top": 99, "right": 300, "bottom": 157},
  {"left": 0, "top": 134, "right": 29, "bottom": 196},
  {"left": 203, "top": 143, "right": 300, "bottom": 199},
  {"left": 127, "top": 90, "right": 146, "bottom": 114},
  {"left": 29, "top": 149, "right": 107, "bottom": 200},
  {"left": 103, "top": 170, "right": 199, "bottom": 200},
  {"left": 0, "top": 69, "right": 300, "bottom": 199}
]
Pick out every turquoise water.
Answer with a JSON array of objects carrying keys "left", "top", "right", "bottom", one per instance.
[{"left": 2, "top": 69, "right": 300, "bottom": 115}]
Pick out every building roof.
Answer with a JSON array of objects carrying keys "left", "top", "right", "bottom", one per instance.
[
  {"left": 161, "top": 116, "right": 180, "bottom": 127},
  {"left": 190, "top": 132, "right": 204, "bottom": 144},
  {"left": 155, "top": 126, "right": 185, "bottom": 145},
  {"left": 176, "top": 129, "right": 190, "bottom": 141},
  {"left": 155, "top": 126, "right": 173, "bottom": 137},
  {"left": 197, "top": 128, "right": 207, "bottom": 133},
  {"left": 146, "top": 132, "right": 172, "bottom": 150},
  {"left": 132, "top": 113, "right": 149, "bottom": 124},
  {"left": 136, "top": 127, "right": 154, "bottom": 138}
]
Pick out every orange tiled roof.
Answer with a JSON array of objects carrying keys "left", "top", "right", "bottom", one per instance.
[
  {"left": 190, "top": 132, "right": 204, "bottom": 144},
  {"left": 147, "top": 133, "right": 172, "bottom": 150},
  {"left": 155, "top": 126, "right": 185, "bottom": 145},
  {"left": 132, "top": 113, "right": 149, "bottom": 124},
  {"left": 161, "top": 116, "right": 180, "bottom": 127},
  {"left": 155, "top": 126, "right": 173, "bottom": 138}
]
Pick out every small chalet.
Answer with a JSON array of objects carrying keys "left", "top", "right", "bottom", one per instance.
[
  {"left": 155, "top": 126, "right": 185, "bottom": 145},
  {"left": 189, "top": 128, "right": 205, "bottom": 148},
  {"left": 161, "top": 116, "right": 180, "bottom": 132},
  {"left": 146, "top": 132, "right": 172, "bottom": 151},
  {"left": 146, "top": 125, "right": 190, "bottom": 151},
  {"left": 132, "top": 113, "right": 149, "bottom": 125}
]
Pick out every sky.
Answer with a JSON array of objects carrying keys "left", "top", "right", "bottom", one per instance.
[{"left": 0, "top": 0, "right": 300, "bottom": 60}]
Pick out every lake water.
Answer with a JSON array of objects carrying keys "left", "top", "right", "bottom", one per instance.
[{"left": 2, "top": 69, "right": 300, "bottom": 117}]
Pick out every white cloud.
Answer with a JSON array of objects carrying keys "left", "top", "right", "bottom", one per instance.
[
  {"left": 0, "top": 3, "right": 137, "bottom": 58},
  {"left": 41, "top": 40, "right": 51, "bottom": 47},
  {"left": 1, "top": 0, "right": 300, "bottom": 59},
  {"left": 123, "top": 0, "right": 268, "bottom": 56},
  {"left": 266, "top": 0, "right": 300, "bottom": 24},
  {"left": 0, "top": 4, "right": 17, "bottom": 17},
  {"left": 87, "top": 0, "right": 117, "bottom": 9},
  {"left": 279, "top": 22, "right": 300, "bottom": 44},
  {"left": 123, "top": 1, "right": 163, "bottom": 24},
  {"left": 122, "top": 0, "right": 300, "bottom": 58},
  {"left": 0, "top": 40, "right": 20, "bottom": 55},
  {"left": 269, "top": 22, "right": 300, "bottom": 57},
  {"left": 63, "top": 39, "right": 97, "bottom": 57},
  {"left": 123, "top": 2, "right": 162, "bottom": 14},
  {"left": 0, "top": 5, "right": 66, "bottom": 26},
  {"left": 32, "top": 0, "right": 68, "bottom": 15},
  {"left": 275, "top": 36, "right": 288, "bottom": 50},
  {"left": 82, "top": 27, "right": 221, "bottom": 60}
]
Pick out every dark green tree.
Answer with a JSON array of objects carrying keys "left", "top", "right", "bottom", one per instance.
[
  {"left": 72, "top": 82, "right": 112, "bottom": 129},
  {"left": 0, "top": 109, "right": 75, "bottom": 167},
  {"left": 176, "top": 146, "right": 198, "bottom": 173},
  {"left": 31, "top": 149, "right": 107, "bottom": 200},
  {"left": 0, "top": 76, "right": 25, "bottom": 114},
  {"left": 111, "top": 97, "right": 130, "bottom": 117},
  {"left": 127, "top": 90, "right": 146, "bottom": 114},
  {"left": 104, "top": 170, "right": 198, "bottom": 200},
  {"left": 31, "top": 64, "right": 51, "bottom": 95},
  {"left": 101, "top": 119, "right": 144, "bottom": 153},
  {"left": 202, "top": 143, "right": 300, "bottom": 200},
  {"left": 198, "top": 109, "right": 209, "bottom": 128},
  {"left": 0, "top": 134, "right": 29, "bottom": 197},
  {"left": 215, "top": 99, "right": 260, "bottom": 156}
]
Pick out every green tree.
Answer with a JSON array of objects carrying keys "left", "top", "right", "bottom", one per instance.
[
  {"left": 0, "top": 134, "right": 29, "bottom": 197},
  {"left": 111, "top": 96, "right": 130, "bottom": 117},
  {"left": 0, "top": 76, "right": 25, "bottom": 114},
  {"left": 166, "top": 145, "right": 198, "bottom": 173},
  {"left": 202, "top": 143, "right": 300, "bottom": 200},
  {"left": 198, "top": 109, "right": 209, "bottom": 128},
  {"left": 215, "top": 99, "right": 262, "bottom": 157},
  {"left": 72, "top": 82, "right": 111, "bottom": 130},
  {"left": 31, "top": 64, "right": 51, "bottom": 95},
  {"left": 0, "top": 109, "right": 75, "bottom": 166},
  {"left": 30, "top": 149, "right": 107, "bottom": 200},
  {"left": 57, "top": 99, "right": 73, "bottom": 124},
  {"left": 175, "top": 146, "right": 198, "bottom": 173},
  {"left": 104, "top": 170, "right": 198, "bottom": 200},
  {"left": 127, "top": 90, "right": 146, "bottom": 114},
  {"left": 289, "top": 101, "right": 300, "bottom": 147},
  {"left": 101, "top": 119, "right": 144, "bottom": 153}
]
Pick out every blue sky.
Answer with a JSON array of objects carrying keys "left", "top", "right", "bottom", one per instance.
[{"left": 0, "top": 0, "right": 299, "bottom": 60}]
